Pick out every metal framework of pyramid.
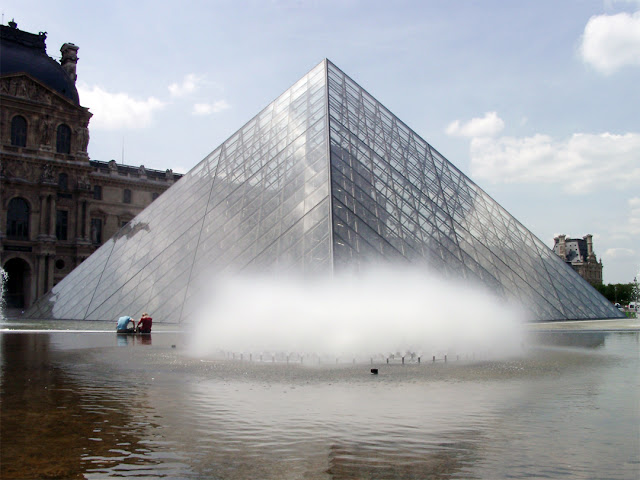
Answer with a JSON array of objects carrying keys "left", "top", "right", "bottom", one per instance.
[{"left": 26, "top": 59, "right": 622, "bottom": 323}]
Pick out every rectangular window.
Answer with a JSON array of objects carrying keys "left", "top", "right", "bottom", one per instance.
[
  {"left": 56, "top": 210, "right": 68, "bottom": 241},
  {"left": 91, "top": 218, "right": 102, "bottom": 245},
  {"left": 7, "top": 198, "right": 30, "bottom": 239},
  {"left": 58, "top": 173, "right": 68, "bottom": 191},
  {"left": 123, "top": 189, "right": 132, "bottom": 204},
  {"left": 11, "top": 116, "right": 27, "bottom": 147},
  {"left": 93, "top": 185, "right": 102, "bottom": 200},
  {"left": 56, "top": 124, "right": 71, "bottom": 154}
]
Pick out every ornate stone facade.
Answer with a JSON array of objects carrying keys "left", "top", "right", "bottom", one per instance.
[
  {"left": 553, "top": 234, "right": 603, "bottom": 286},
  {"left": 0, "top": 22, "right": 181, "bottom": 309}
]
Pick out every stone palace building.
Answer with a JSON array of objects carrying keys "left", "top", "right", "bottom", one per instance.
[
  {"left": 1, "top": 20, "right": 181, "bottom": 309},
  {"left": 552, "top": 234, "right": 603, "bottom": 286}
]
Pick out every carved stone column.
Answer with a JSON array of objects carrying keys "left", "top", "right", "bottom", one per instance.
[
  {"left": 37, "top": 254, "right": 46, "bottom": 298},
  {"left": 28, "top": 269, "right": 37, "bottom": 309},
  {"left": 46, "top": 254, "right": 54, "bottom": 293},
  {"left": 83, "top": 200, "right": 90, "bottom": 240},
  {"left": 75, "top": 199, "right": 88, "bottom": 241},
  {"left": 75, "top": 200, "right": 82, "bottom": 239},
  {"left": 38, "top": 195, "right": 47, "bottom": 236},
  {"left": 48, "top": 195, "right": 56, "bottom": 237}
]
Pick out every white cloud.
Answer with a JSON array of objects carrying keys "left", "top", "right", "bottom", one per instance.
[
  {"left": 604, "top": 1, "right": 640, "bottom": 7},
  {"left": 579, "top": 10, "right": 640, "bottom": 74},
  {"left": 470, "top": 132, "right": 640, "bottom": 193},
  {"left": 446, "top": 111, "right": 505, "bottom": 138},
  {"left": 168, "top": 73, "right": 203, "bottom": 97},
  {"left": 627, "top": 197, "right": 640, "bottom": 235},
  {"left": 604, "top": 247, "right": 636, "bottom": 259},
  {"left": 78, "top": 84, "right": 165, "bottom": 130},
  {"left": 192, "top": 100, "right": 231, "bottom": 116}
]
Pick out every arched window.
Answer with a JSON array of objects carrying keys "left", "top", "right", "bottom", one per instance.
[
  {"left": 7, "top": 197, "right": 30, "bottom": 239},
  {"left": 58, "top": 173, "right": 68, "bottom": 190},
  {"left": 3, "top": 257, "right": 30, "bottom": 308},
  {"left": 11, "top": 115, "right": 27, "bottom": 147},
  {"left": 56, "top": 124, "right": 71, "bottom": 154}
]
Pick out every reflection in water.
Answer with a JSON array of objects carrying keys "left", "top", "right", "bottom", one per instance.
[
  {"left": 530, "top": 331, "right": 606, "bottom": 348},
  {"left": 327, "top": 434, "right": 479, "bottom": 480},
  {"left": 117, "top": 334, "right": 152, "bottom": 347},
  {"left": 0, "top": 330, "right": 638, "bottom": 479},
  {"left": 0, "top": 333, "right": 172, "bottom": 479}
]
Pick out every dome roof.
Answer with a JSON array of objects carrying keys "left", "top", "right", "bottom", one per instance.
[{"left": 0, "top": 23, "right": 79, "bottom": 104}]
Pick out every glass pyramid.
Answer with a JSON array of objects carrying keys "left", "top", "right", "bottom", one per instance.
[{"left": 25, "top": 60, "right": 622, "bottom": 323}]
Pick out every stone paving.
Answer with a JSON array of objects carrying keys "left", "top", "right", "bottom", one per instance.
[{"left": 528, "top": 317, "right": 639, "bottom": 331}]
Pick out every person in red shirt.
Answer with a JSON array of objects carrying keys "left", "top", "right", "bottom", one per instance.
[{"left": 137, "top": 312, "right": 152, "bottom": 334}]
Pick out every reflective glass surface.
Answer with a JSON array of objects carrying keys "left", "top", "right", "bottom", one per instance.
[
  {"left": 29, "top": 62, "right": 331, "bottom": 323},
  {"left": 25, "top": 60, "right": 622, "bottom": 323},
  {"left": 326, "top": 60, "right": 619, "bottom": 321}
]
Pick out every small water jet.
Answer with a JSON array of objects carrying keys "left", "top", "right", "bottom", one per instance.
[
  {"left": 0, "top": 267, "right": 8, "bottom": 321},
  {"left": 188, "top": 265, "right": 526, "bottom": 362}
]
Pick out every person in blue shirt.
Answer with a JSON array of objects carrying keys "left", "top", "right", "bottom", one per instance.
[{"left": 116, "top": 315, "right": 135, "bottom": 333}]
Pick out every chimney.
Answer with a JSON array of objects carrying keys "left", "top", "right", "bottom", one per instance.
[
  {"left": 60, "top": 43, "right": 79, "bottom": 83},
  {"left": 584, "top": 234, "right": 594, "bottom": 258},
  {"left": 555, "top": 234, "right": 566, "bottom": 260}
]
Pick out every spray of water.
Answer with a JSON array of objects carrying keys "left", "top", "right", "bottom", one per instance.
[
  {"left": 187, "top": 265, "right": 526, "bottom": 360},
  {"left": 0, "top": 267, "right": 7, "bottom": 321}
]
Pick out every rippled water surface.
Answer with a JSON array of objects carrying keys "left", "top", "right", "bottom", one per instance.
[{"left": 1, "top": 327, "right": 638, "bottom": 479}]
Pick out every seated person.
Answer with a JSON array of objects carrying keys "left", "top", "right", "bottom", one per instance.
[
  {"left": 137, "top": 312, "right": 153, "bottom": 333},
  {"left": 116, "top": 315, "right": 136, "bottom": 333}
]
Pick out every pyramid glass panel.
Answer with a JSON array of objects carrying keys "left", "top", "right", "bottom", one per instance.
[
  {"left": 324, "top": 60, "right": 620, "bottom": 321},
  {"left": 24, "top": 60, "right": 622, "bottom": 323}
]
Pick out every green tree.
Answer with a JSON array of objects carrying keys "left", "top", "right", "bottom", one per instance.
[{"left": 594, "top": 283, "right": 634, "bottom": 304}]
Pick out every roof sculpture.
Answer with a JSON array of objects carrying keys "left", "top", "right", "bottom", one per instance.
[{"left": 25, "top": 60, "right": 623, "bottom": 322}]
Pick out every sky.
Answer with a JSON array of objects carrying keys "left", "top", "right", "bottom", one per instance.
[{"left": 4, "top": 0, "right": 639, "bottom": 284}]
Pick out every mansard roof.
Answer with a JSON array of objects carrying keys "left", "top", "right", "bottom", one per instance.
[{"left": 1, "top": 22, "right": 79, "bottom": 104}]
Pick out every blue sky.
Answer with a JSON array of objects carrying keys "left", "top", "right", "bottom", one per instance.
[{"left": 4, "top": 0, "right": 639, "bottom": 284}]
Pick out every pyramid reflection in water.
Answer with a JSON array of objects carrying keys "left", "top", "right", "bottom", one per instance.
[{"left": 26, "top": 60, "right": 622, "bottom": 323}]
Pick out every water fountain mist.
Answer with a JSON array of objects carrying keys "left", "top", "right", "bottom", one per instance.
[
  {"left": 0, "top": 267, "right": 8, "bottom": 321},
  {"left": 187, "top": 265, "right": 527, "bottom": 362}
]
